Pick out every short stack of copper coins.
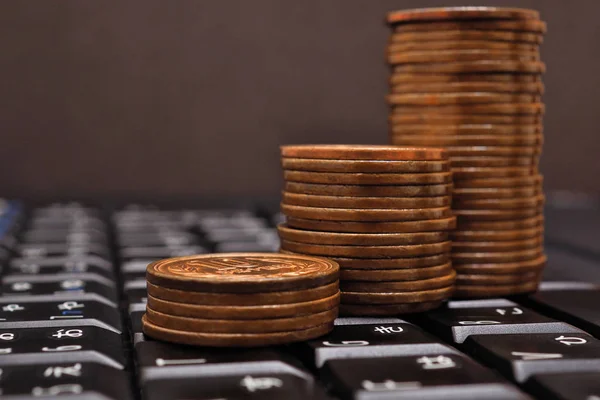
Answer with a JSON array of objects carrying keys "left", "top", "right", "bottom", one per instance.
[
  {"left": 385, "top": 7, "right": 546, "bottom": 298},
  {"left": 278, "top": 145, "right": 456, "bottom": 315},
  {"left": 142, "top": 253, "right": 340, "bottom": 346}
]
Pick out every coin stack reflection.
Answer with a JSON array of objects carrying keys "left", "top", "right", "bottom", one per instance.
[
  {"left": 385, "top": 7, "right": 546, "bottom": 298},
  {"left": 278, "top": 145, "right": 456, "bottom": 315},
  {"left": 142, "top": 253, "right": 340, "bottom": 346}
]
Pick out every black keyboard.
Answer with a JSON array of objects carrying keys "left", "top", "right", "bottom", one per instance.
[{"left": 1, "top": 201, "right": 600, "bottom": 399}]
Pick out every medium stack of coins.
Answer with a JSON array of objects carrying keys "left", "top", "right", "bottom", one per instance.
[
  {"left": 385, "top": 7, "right": 546, "bottom": 298},
  {"left": 278, "top": 145, "right": 456, "bottom": 315},
  {"left": 142, "top": 253, "right": 340, "bottom": 346}
]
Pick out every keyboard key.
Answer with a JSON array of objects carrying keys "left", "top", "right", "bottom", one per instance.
[
  {"left": 0, "top": 362, "right": 132, "bottom": 399},
  {"left": 322, "top": 353, "right": 529, "bottom": 399},
  {"left": 120, "top": 245, "right": 206, "bottom": 260},
  {"left": 464, "top": 332, "right": 600, "bottom": 382},
  {"left": 0, "top": 326, "right": 125, "bottom": 369},
  {"left": 8, "top": 256, "right": 114, "bottom": 279},
  {"left": 294, "top": 319, "right": 454, "bottom": 368},
  {"left": 18, "top": 243, "right": 110, "bottom": 259},
  {"left": 525, "top": 372, "right": 600, "bottom": 400},
  {"left": 416, "top": 299, "right": 581, "bottom": 343}
]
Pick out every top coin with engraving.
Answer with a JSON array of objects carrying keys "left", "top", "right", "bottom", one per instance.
[
  {"left": 147, "top": 253, "right": 340, "bottom": 293},
  {"left": 387, "top": 7, "right": 539, "bottom": 24},
  {"left": 281, "top": 145, "right": 447, "bottom": 161}
]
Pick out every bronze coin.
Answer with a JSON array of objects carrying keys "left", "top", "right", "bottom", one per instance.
[
  {"left": 454, "top": 207, "right": 543, "bottom": 222},
  {"left": 392, "top": 60, "right": 545, "bottom": 74},
  {"left": 341, "top": 263, "right": 453, "bottom": 281},
  {"left": 147, "top": 280, "right": 340, "bottom": 306},
  {"left": 454, "top": 174, "right": 542, "bottom": 188},
  {"left": 341, "top": 285, "right": 454, "bottom": 304},
  {"left": 392, "top": 19, "right": 546, "bottom": 33},
  {"left": 446, "top": 145, "right": 542, "bottom": 157},
  {"left": 281, "top": 145, "right": 446, "bottom": 161},
  {"left": 280, "top": 239, "right": 452, "bottom": 259},
  {"left": 453, "top": 279, "right": 539, "bottom": 298},
  {"left": 452, "top": 236, "right": 543, "bottom": 252},
  {"left": 146, "top": 253, "right": 339, "bottom": 293},
  {"left": 390, "top": 72, "right": 542, "bottom": 84},
  {"left": 453, "top": 194, "right": 545, "bottom": 209},
  {"left": 283, "top": 170, "right": 453, "bottom": 185},
  {"left": 391, "top": 102, "right": 544, "bottom": 115},
  {"left": 453, "top": 185, "right": 542, "bottom": 199},
  {"left": 285, "top": 182, "right": 453, "bottom": 197},
  {"left": 390, "top": 124, "right": 541, "bottom": 135},
  {"left": 281, "top": 249, "right": 451, "bottom": 269},
  {"left": 452, "top": 226, "right": 543, "bottom": 242},
  {"left": 286, "top": 216, "right": 457, "bottom": 233},
  {"left": 340, "top": 271, "right": 456, "bottom": 292},
  {"left": 450, "top": 156, "right": 538, "bottom": 168},
  {"left": 142, "top": 314, "right": 334, "bottom": 347},
  {"left": 456, "top": 271, "right": 540, "bottom": 286},
  {"left": 387, "top": 92, "right": 539, "bottom": 105},
  {"left": 452, "top": 247, "right": 543, "bottom": 264},
  {"left": 390, "top": 81, "right": 544, "bottom": 94},
  {"left": 281, "top": 191, "right": 451, "bottom": 209},
  {"left": 389, "top": 113, "right": 542, "bottom": 125},
  {"left": 388, "top": 50, "right": 540, "bottom": 65},
  {"left": 145, "top": 307, "right": 338, "bottom": 334},
  {"left": 281, "top": 158, "right": 450, "bottom": 173},
  {"left": 451, "top": 167, "right": 538, "bottom": 180},
  {"left": 389, "top": 30, "right": 543, "bottom": 44},
  {"left": 277, "top": 224, "right": 449, "bottom": 246},
  {"left": 386, "top": 7, "right": 540, "bottom": 23},
  {"left": 391, "top": 134, "right": 542, "bottom": 146},
  {"left": 452, "top": 254, "right": 546, "bottom": 274},
  {"left": 281, "top": 203, "right": 453, "bottom": 222},
  {"left": 147, "top": 291, "right": 340, "bottom": 320},
  {"left": 340, "top": 300, "right": 444, "bottom": 316},
  {"left": 456, "top": 215, "right": 543, "bottom": 231},
  {"left": 388, "top": 40, "right": 539, "bottom": 53}
]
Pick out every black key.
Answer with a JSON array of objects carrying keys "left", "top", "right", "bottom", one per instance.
[
  {"left": 0, "top": 295, "right": 121, "bottom": 333},
  {"left": 322, "top": 353, "right": 529, "bottom": 399},
  {"left": 118, "top": 232, "right": 198, "bottom": 247},
  {"left": 416, "top": 299, "right": 581, "bottom": 343},
  {"left": 124, "top": 284, "right": 148, "bottom": 305},
  {"left": 122, "top": 260, "right": 151, "bottom": 281},
  {"left": 2, "top": 273, "right": 117, "bottom": 302},
  {"left": 294, "top": 318, "right": 454, "bottom": 368},
  {"left": 130, "top": 311, "right": 145, "bottom": 344},
  {"left": 464, "top": 332, "right": 600, "bottom": 382},
  {"left": 18, "top": 243, "right": 110, "bottom": 259},
  {"left": 120, "top": 245, "right": 206, "bottom": 261},
  {"left": 215, "top": 241, "right": 279, "bottom": 252},
  {"left": 0, "top": 362, "right": 132, "bottom": 399},
  {"left": 0, "top": 326, "right": 125, "bottom": 369},
  {"left": 22, "top": 228, "right": 107, "bottom": 243},
  {"left": 525, "top": 372, "right": 600, "bottom": 400},
  {"left": 8, "top": 256, "right": 114, "bottom": 279},
  {"left": 522, "top": 287, "right": 600, "bottom": 338}
]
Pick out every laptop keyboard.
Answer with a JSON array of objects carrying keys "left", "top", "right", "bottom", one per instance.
[{"left": 1, "top": 202, "right": 600, "bottom": 399}]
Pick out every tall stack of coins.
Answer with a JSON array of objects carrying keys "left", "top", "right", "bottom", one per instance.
[
  {"left": 385, "top": 7, "right": 546, "bottom": 298},
  {"left": 142, "top": 253, "right": 340, "bottom": 346},
  {"left": 278, "top": 145, "right": 456, "bottom": 315}
]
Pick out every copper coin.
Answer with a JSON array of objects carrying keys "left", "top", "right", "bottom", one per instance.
[
  {"left": 452, "top": 226, "right": 543, "bottom": 242},
  {"left": 388, "top": 40, "right": 539, "bottom": 53},
  {"left": 450, "top": 156, "right": 538, "bottom": 168},
  {"left": 389, "top": 113, "right": 542, "bottom": 125},
  {"left": 285, "top": 182, "right": 453, "bottom": 197},
  {"left": 387, "top": 92, "right": 539, "bottom": 105},
  {"left": 446, "top": 146, "right": 541, "bottom": 157},
  {"left": 281, "top": 191, "right": 451, "bottom": 209},
  {"left": 452, "top": 236, "right": 543, "bottom": 252},
  {"left": 145, "top": 307, "right": 338, "bottom": 334},
  {"left": 281, "top": 158, "right": 450, "bottom": 173},
  {"left": 453, "top": 185, "right": 542, "bottom": 199},
  {"left": 341, "top": 285, "right": 454, "bottom": 304},
  {"left": 341, "top": 264, "right": 453, "bottom": 282},
  {"left": 453, "top": 195, "right": 545, "bottom": 209},
  {"left": 283, "top": 170, "right": 453, "bottom": 185},
  {"left": 452, "top": 247, "right": 543, "bottom": 263},
  {"left": 280, "top": 239, "right": 452, "bottom": 259},
  {"left": 455, "top": 208, "right": 542, "bottom": 222},
  {"left": 392, "top": 19, "right": 546, "bottom": 33},
  {"left": 340, "top": 271, "right": 456, "bottom": 292},
  {"left": 452, "top": 254, "right": 546, "bottom": 274},
  {"left": 147, "top": 291, "right": 340, "bottom": 320},
  {"left": 142, "top": 314, "right": 334, "bottom": 347},
  {"left": 386, "top": 7, "right": 540, "bottom": 23},
  {"left": 454, "top": 174, "right": 542, "bottom": 188},
  {"left": 340, "top": 300, "right": 444, "bottom": 316},
  {"left": 389, "top": 30, "right": 543, "bottom": 44},
  {"left": 146, "top": 253, "right": 339, "bottom": 293},
  {"left": 281, "top": 145, "right": 446, "bottom": 161},
  {"left": 456, "top": 271, "right": 540, "bottom": 286},
  {"left": 456, "top": 215, "right": 543, "bottom": 231},
  {"left": 391, "top": 102, "right": 544, "bottom": 115},
  {"left": 390, "top": 124, "right": 541, "bottom": 135},
  {"left": 451, "top": 167, "right": 538, "bottom": 180},
  {"left": 390, "top": 81, "right": 544, "bottom": 94},
  {"left": 277, "top": 224, "right": 449, "bottom": 246},
  {"left": 286, "top": 216, "right": 457, "bottom": 233},
  {"left": 147, "top": 281, "right": 340, "bottom": 306},
  {"left": 281, "top": 204, "right": 453, "bottom": 222},
  {"left": 391, "top": 134, "right": 542, "bottom": 146},
  {"left": 388, "top": 50, "right": 540, "bottom": 65},
  {"left": 390, "top": 72, "right": 542, "bottom": 84},
  {"left": 392, "top": 61, "right": 545, "bottom": 74},
  {"left": 453, "top": 279, "right": 539, "bottom": 298},
  {"left": 281, "top": 249, "right": 451, "bottom": 269}
]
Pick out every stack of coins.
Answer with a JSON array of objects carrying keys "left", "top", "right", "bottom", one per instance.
[
  {"left": 142, "top": 253, "right": 340, "bottom": 346},
  {"left": 278, "top": 145, "right": 456, "bottom": 315},
  {"left": 385, "top": 7, "right": 546, "bottom": 298}
]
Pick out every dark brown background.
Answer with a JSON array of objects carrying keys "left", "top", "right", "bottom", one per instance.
[{"left": 1, "top": 1, "right": 598, "bottom": 203}]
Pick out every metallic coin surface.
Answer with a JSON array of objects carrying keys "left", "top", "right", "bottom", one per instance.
[
  {"left": 392, "top": 60, "right": 545, "bottom": 74},
  {"left": 340, "top": 300, "right": 444, "bottom": 316},
  {"left": 281, "top": 203, "right": 453, "bottom": 222},
  {"left": 452, "top": 247, "right": 543, "bottom": 263},
  {"left": 453, "top": 194, "right": 545, "bottom": 209},
  {"left": 281, "top": 191, "right": 451, "bottom": 209},
  {"left": 452, "top": 235, "right": 543, "bottom": 251},
  {"left": 146, "top": 253, "right": 339, "bottom": 293},
  {"left": 386, "top": 7, "right": 540, "bottom": 23},
  {"left": 285, "top": 182, "right": 453, "bottom": 197},
  {"left": 390, "top": 113, "right": 542, "bottom": 126},
  {"left": 392, "top": 19, "right": 546, "bottom": 33},
  {"left": 446, "top": 145, "right": 542, "bottom": 157},
  {"left": 453, "top": 185, "right": 542, "bottom": 199},
  {"left": 341, "top": 285, "right": 454, "bottom": 304},
  {"left": 281, "top": 145, "right": 446, "bottom": 161},
  {"left": 390, "top": 72, "right": 542, "bottom": 84},
  {"left": 390, "top": 30, "right": 543, "bottom": 44},
  {"left": 390, "top": 81, "right": 544, "bottom": 94},
  {"left": 285, "top": 216, "right": 457, "bottom": 233},
  {"left": 340, "top": 263, "right": 453, "bottom": 281},
  {"left": 391, "top": 102, "right": 544, "bottom": 115},
  {"left": 390, "top": 124, "right": 542, "bottom": 135},
  {"left": 451, "top": 226, "right": 543, "bottom": 241},
  {"left": 388, "top": 92, "right": 539, "bottom": 105},
  {"left": 388, "top": 49, "right": 540, "bottom": 65},
  {"left": 456, "top": 271, "right": 540, "bottom": 285},
  {"left": 340, "top": 271, "right": 456, "bottom": 292},
  {"left": 451, "top": 167, "right": 538, "bottom": 180},
  {"left": 391, "top": 134, "right": 542, "bottom": 146},
  {"left": 388, "top": 40, "right": 539, "bottom": 53},
  {"left": 281, "top": 158, "right": 450, "bottom": 173},
  {"left": 280, "top": 239, "right": 452, "bottom": 258},
  {"left": 454, "top": 207, "right": 543, "bottom": 221},
  {"left": 453, "top": 279, "right": 539, "bottom": 298},
  {"left": 283, "top": 170, "right": 453, "bottom": 185},
  {"left": 452, "top": 254, "right": 546, "bottom": 274},
  {"left": 455, "top": 174, "right": 542, "bottom": 188},
  {"left": 456, "top": 215, "right": 543, "bottom": 231},
  {"left": 450, "top": 156, "right": 538, "bottom": 168}
]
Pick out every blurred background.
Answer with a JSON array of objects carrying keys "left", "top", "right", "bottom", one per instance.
[{"left": 1, "top": 0, "right": 598, "bottom": 204}]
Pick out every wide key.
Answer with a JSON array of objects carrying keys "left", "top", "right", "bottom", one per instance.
[
  {"left": 525, "top": 372, "right": 600, "bottom": 400},
  {"left": 8, "top": 255, "right": 115, "bottom": 279}
]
